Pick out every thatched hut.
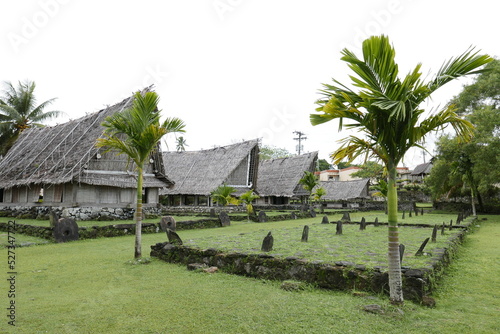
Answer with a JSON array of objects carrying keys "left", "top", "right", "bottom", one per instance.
[
  {"left": 0, "top": 90, "right": 172, "bottom": 209},
  {"left": 161, "top": 139, "right": 259, "bottom": 206},
  {"left": 411, "top": 161, "right": 433, "bottom": 182},
  {"left": 315, "top": 179, "right": 370, "bottom": 208},
  {"left": 255, "top": 152, "right": 318, "bottom": 205}
]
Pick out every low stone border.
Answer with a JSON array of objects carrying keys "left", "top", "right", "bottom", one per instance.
[
  {"left": 150, "top": 218, "right": 475, "bottom": 303},
  {"left": 0, "top": 218, "right": 221, "bottom": 242}
]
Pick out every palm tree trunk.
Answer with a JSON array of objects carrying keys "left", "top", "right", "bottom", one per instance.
[
  {"left": 134, "top": 166, "right": 144, "bottom": 259},
  {"left": 387, "top": 162, "right": 403, "bottom": 304},
  {"left": 470, "top": 188, "right": 477, "bottom": 216}
]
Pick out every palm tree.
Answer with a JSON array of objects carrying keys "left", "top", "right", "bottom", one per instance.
[
  {"left": 239, "top": 190, "right": 260, "bottom": 221},
  {"left": 211, "top": 184, "right": 239, "bottom": 206},
  {"left": 97, "top": 90, "right": 185, "bottom": 259},
  {"left": 298, "top": 171, "right": 318, "bottom": 207},
  {"left": 311, "top": 186, "right": 327, "bottom": 213},
  {"left": 176, "top": 136, "right": 188, "bottom": 152},
  {"left": 0, "top": 80, "right": 60, "bottom": 155},
  {"left": 310, "top": 35, "right": 491, "bottom": 303},
  {"left": 371, "top": 178, "right": 388, "bottom": 214}
]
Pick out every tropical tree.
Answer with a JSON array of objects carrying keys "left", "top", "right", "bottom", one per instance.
[
  {"left": 259, "top": 145, "right": 293, "bottom": 160},
  {"left": 310, "top": 35, "right": 491, "bottom": 303},
  {"left": 317, "top": 158, "right": 333, "bottom": 171},
  {"left": 0, "top": 80, "right": 60, "bottom": 155},
  {"left": 97, "top": 91, "right": 185, "bottom": 259},
  {"left": 427, "top": 60, "right": 500, "bottom": 210},
  {"left": 176, "top": 136, "right": 188, "bottom": 152},
  {"left": 336, "top": 161, "right": 355, "bottom": 170},
  {"left": 371, "top": 178, "right": 388, "bottom": 214},
  {"left": 211, "top": 184, "right": 239, "bottom": 206},
  {"left": 350, "top": 161, "right": 384, "bottom": 181},
  {"left": 311, "top": 186, "right": 327, "bottom": 213},
  {"left": 239, "top": 190, "right": 260, "bottom": 221},
  {"left": 298, "top": 171, "right": 319, "bottom": 206}
]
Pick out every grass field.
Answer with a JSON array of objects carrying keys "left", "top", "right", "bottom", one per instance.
[{"left": 0, "top": 213, "right": 498, "bottom": 333}]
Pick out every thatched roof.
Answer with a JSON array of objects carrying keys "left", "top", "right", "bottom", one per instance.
[
  {"left": 256, "top": 152, "right": 318, "bottom": 197},
  {"left": 316, "top": 179, "right": 370, "bottom": 201},
  {"left": 411, "top": 162, "right": 432, "bottom": 176},
  {"left": 0, "top": 88, "right": 172, "bottom": 189},
  {"left": 161, "top": 139, "right": 259, "bottom": 196}
]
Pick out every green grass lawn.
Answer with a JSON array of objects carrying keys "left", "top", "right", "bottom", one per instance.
[
  {"left": 0, "top": 214, "right": 497, "bottom": 333},
  {"left": 183, "top": 222, "right": 460, "bottom": 269},
  {"left": 0, "top": 232, "right": 50, "bottom": 247}
]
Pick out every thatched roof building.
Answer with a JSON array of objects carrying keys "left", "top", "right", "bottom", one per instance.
[
  {"left": 0, "top": 89, "right": 171, "bottom": 207},
  {"left": 161, "top": 140, "right": 259, "bottom": 206},
  {"left": 316, "top": 179, "right": 370, "bottom": 202},
  {"left": 411, "top": 161, "right": 433, "bottom": 182},
  {"left": 256, "top": 151, "right": 318, "bottom": 205}
]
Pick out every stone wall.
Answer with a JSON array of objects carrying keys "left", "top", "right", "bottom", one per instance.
[
  {"left": 0, "top": 205, "right": 162, "bottom": 221},
  {"left": 150, "top": 218, "right": 474, "bottom": 302},
  {"left": 0, "top": 218, "right": 222, "bottom": 241}
]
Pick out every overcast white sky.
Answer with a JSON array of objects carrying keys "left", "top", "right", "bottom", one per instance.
[{"left": 2, "top": 0, "right": 499, "bottom": 168}]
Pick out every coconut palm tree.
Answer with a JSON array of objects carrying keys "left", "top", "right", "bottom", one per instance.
[
  {"left": 311, "top": 186, "right": 327, "bottom": 213},
  {"left": 97, "top": 90, "right": 185, "bottom": 259},
  {"left": 299, "top": 171, "right": 318, "bottom": 207},
  {"left": 371, "top": 178, "right": 388, "bottom": 214},
  {"left": 0, "top": 80, "right": 60, "bottom": 155},
  {"left": 310, "top": 35, "right": 491, "bottom": 303},
  {"left": 176, "top": 136, "right": 188, "bottom": 152},
  {"left": 239, "top": 189, "right": 260, "bottom": 221},
  {"left": 211, "top": 184, "right": 239, "bottom": 206}
]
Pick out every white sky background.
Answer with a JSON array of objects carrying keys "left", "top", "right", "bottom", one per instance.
[{"left": 1, "top": 0, "right": 499, "bottom": 169}]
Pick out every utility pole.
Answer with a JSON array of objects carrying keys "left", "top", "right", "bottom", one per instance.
[{"left": 293, "top": 131, "right": 307, "bottom": 155}]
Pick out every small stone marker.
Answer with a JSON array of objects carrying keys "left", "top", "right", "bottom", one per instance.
[
  {"left": 309, "top": 209, "right": 316, "bottom": 218},
  {"left": 261, "top": 231, "right": 273, "bottom": 252},
  {"left": 53, "top": 218, "right": 79, "bottom": 243},
  {"left": 301, "top": 225, "right": 309, "bottom": 242},
  {"left": 290, "top": 212, "right": 297, "bottom": 220},
  {"left": 360, "top": 217, "right": 366, "bottom": 230},
  {"left": 441, "top": 223, "right": 445, "bottom": 235},
  {"left": 321, "top": 215, "right": 329, "bottom": 224},
  {"left": 336, "top": 221, "right": 343, "bottom": 235},
  {"left": 363, "top": 304, "right": 384, "bottom": 314},
  {"left": 166, "top": 228, "right": 183, "bottom": 245},
  {"left": 209, "top": 208, "right": 216, "bottom": 218},
  {"left": 341, "top": 212, "right": 351, "bottom": 222},
  {"left": 258, "top": 211, "right": 268, "bottom": 223},
  {"left": 49, "top": 210, "right": 59, "bottom": 227},
  {"left": 431, "top": 225, "right": 438, "bottom": 242},
  {"left": 160, "top": 216, "right": 176, "bottom": 232},
  {"left": 203, "top": 267, "right": 218, "bottom": 274},
  {"left": 415, "top": 237, "right": 430, "bottom": 256},
  {"left": 421, "top": 296, "right": 436, "bottom": 308},
  {"left": 374, "top": 217, "right": 379, "bottom": 227},
  {"left": 219, "top": 211, "right": 230, "bottom": 227},
  {"left": 421, "top": 208, "right": 424, "bottom": 216},
  {"left": 399, "top": 244, "right": 405, "bottom": 263},
  {"left": 402, "top": 211, "right": 405, "bottom": 219}
]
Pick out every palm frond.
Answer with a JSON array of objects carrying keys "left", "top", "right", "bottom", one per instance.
[
  {"left": 428, "top": 47, "right": 493, "bottom": 93},
  {"left": 162, "top": 117, "right": 186, "bottom": 134}
]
